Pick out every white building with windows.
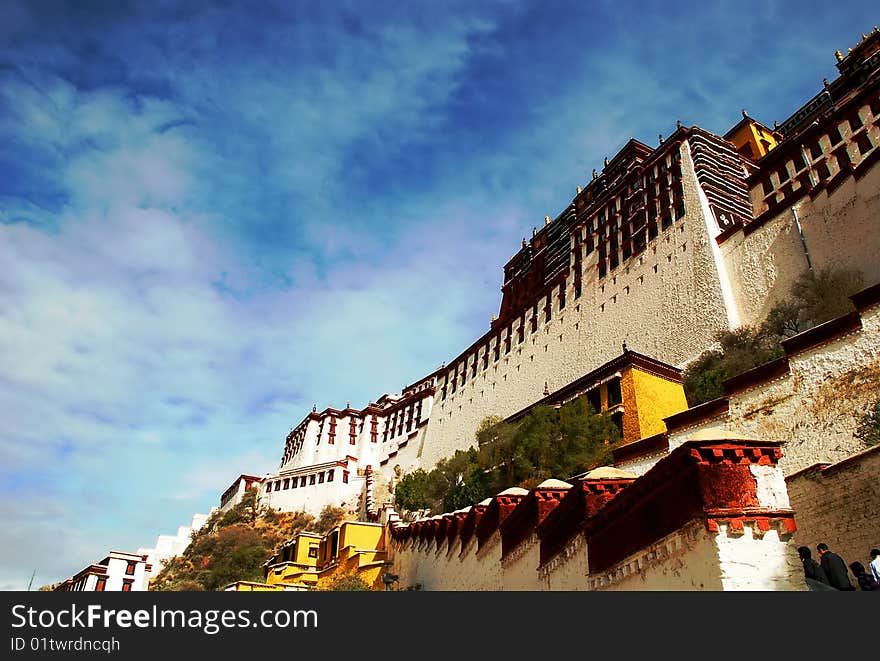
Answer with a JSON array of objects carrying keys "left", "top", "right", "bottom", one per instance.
[
  {"left": 258, "top": 374, "right": 437, "bottom": 517},
  {"left": 54, "top": 551, "right": 150, "bottom": 592}
]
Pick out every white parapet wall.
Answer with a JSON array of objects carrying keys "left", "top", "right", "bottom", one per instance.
[{"left": 389, "top": 434, "right": 805, "bottom": 591}]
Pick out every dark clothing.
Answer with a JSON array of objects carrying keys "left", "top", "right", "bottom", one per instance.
[
  {"left": 820, "top": 551, "right": 856, "bottom": 591},
  {"left": 802, "top": 558, "right": 829, "bottom": 585},
  {"left": 854, "top": 571, "right": 879, "bottom": 591}
]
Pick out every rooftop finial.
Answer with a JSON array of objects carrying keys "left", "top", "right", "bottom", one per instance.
[
  {"left": 592, "top": 168, "right": 598, "bottom": 179},
  {"left": 676, "top": 119, "right": 683, "bottom": 129},
  {"left": 346, "top": 400, "right": 351, "bottom": 409},
  {"left": 741, "top": 109, "right": 748, "bottom": 119},
  {"left": 823, "top": 77, "right": 829, "bottom": 88},
  {"left": 543, "top": 381, "right": 550, "bottom": 396},
  {"left": 532, "top": 227, "right": 537, "bottom": 237},
  {"left": 576, "top": 185, "right": 582, "bottom": 194},
  {"left": 774, "top": 120, "right": 780, "bottom": 130},
  {"left": 603, "top": 156, "right": 609, "bottom": 167},
  {"left": 544, "top": 215, "right": 551, "bottom": 225},
  {"left": 835, "top": 49, "right": 844, "bottom": 62},
  {"left": 622, "top": 340, "right": 628, "bottom": 353},
  {"left": 522, "top": 238, "right": 527, "bottom": 248},
  {"left": 658, "top": 133, "right": 663, "bottom": 145},
  {"left": 312, "top": 404, "right": 317, "bottom": 413}
]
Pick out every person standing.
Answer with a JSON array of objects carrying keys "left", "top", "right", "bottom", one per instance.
[
  {"left": 797, "top": 546, "right": 829, "bottom": 588},
  {"left": 816, "top": 543, "right": 856, "bottom": 591},
  {"left": 870, "top": 549, "right": 880, "bottom": 585},
  {"left": 849, "top": 561, "right": 879, "bottom": 591}
]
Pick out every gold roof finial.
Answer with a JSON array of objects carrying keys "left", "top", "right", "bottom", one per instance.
[
  {"left": 576, "top": 185, "right": 582, "bottom": 194},
  {"left": 544, "top": 215, "right": 551, "bottom": 225},
  {"left": 835, "top": 49, "right": 844, "bottom": 62}
]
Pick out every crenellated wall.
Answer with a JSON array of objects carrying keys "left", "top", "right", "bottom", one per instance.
[{"left": 387, "top": 436, "right": 806, "bottom": 591}]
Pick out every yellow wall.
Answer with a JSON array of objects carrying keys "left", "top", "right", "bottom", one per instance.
[
  {"left": 727, "top": 119, "right": 780, "bottom": 160},
  {"left": 315, "top": 522, "right": 388, "bottom": 590},
  {"left": 225, "top": 581, "right": 287, "bottom": 592},
  {"left": 265, "top": 532, "right": 322, "bottom": 588},
  {"left": 629, "top": 368, "right": 688, "bottom": 439},
  {"left": 619, "top": 370, "right": 642, "bottom": 444}
]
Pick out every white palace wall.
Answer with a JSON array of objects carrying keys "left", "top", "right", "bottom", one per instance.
[{"left": 421, "top": 140, "right": 732, "bottom": 469}]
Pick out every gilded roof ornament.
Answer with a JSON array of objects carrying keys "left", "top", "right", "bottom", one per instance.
[{"left": 544, "top": 215, "right": 551, "bottom": 225}]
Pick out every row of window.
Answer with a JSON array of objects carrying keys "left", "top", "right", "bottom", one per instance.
[
  {"left": 266, "top": 469, "right": 349, "bottom": 493},
  {"left": 759, "top": 100, "right": 879, "bottom": 203}
]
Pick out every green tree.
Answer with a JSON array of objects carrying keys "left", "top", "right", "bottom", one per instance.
[
  {"left": 319, "top": 572, "right": 373, "bottom": 591},
  {"left": 394, "top": 469, "right": 432, "bottom": 512},
  {"left": 684, "top": 266, "right": 863, "bottom": 407},
  {"left": 762, "top": 266, "right": 863, "bottom": 338},
  {"left": 314, "top": 505, "right": 348, "bottom": 533},
  {"left": 197, "top": 525, "right": 268, "bottom": 591},
  {"left": 855, "top": 398, "right": 880, "bottom": 447}
]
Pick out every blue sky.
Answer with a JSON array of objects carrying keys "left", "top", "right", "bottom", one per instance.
[{"left": 0, "top": 0, "right": 876, "bottom": 590}]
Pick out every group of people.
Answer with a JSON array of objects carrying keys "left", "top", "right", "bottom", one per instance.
[{"left": 797, "top": 544, "right": 880, "bottom": 591}]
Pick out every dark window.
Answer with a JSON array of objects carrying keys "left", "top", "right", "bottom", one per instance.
[
  {"left": 300, "top": 476, "right": 307, "bottom": 487},
  {"left": 122, "top": 580, "right": 133, "bottom": 592},
  {"left": 309, "top": 474, "right": 316, "bottom": 485},
  {"left": 283, "top": 478, "right": 290, "bottom": 489},
  {"left": 611, "top": 411, "right": 624, "bottom": 438},
  {"left": 342, "top": 471, "right": 349, "bottom": 484},
  {"left": 308, "top": 545, "right": 318, "bottom": 559},
  {"left": 125, "top": 561, "right": 136, "bottom": 576},
  {"left": 848, "top": 113, "right": 864, "bottom": 132},
  {"left": 587, "top": 389, "right": 601, "bottom": 413},
  {"left": 318, "top": 472, "right": 325, "bottom": 484},
  {"left": 327, "top": 469, "right": 334, "bottom": 482},
  {"left": 607, "top": 377, "right": 623, "bottom": 407},
  {"left": 809, "top": 140, "right": 823, "bottom": 160},
  {"left": 558, "top": 285, "right": 565, "bottom": 310},
  {"left": 856, "top": 133, "right": 873, "bottom": 156},
  {"left": 95, "top": 577, "right": 106, "bottom": 592}
]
